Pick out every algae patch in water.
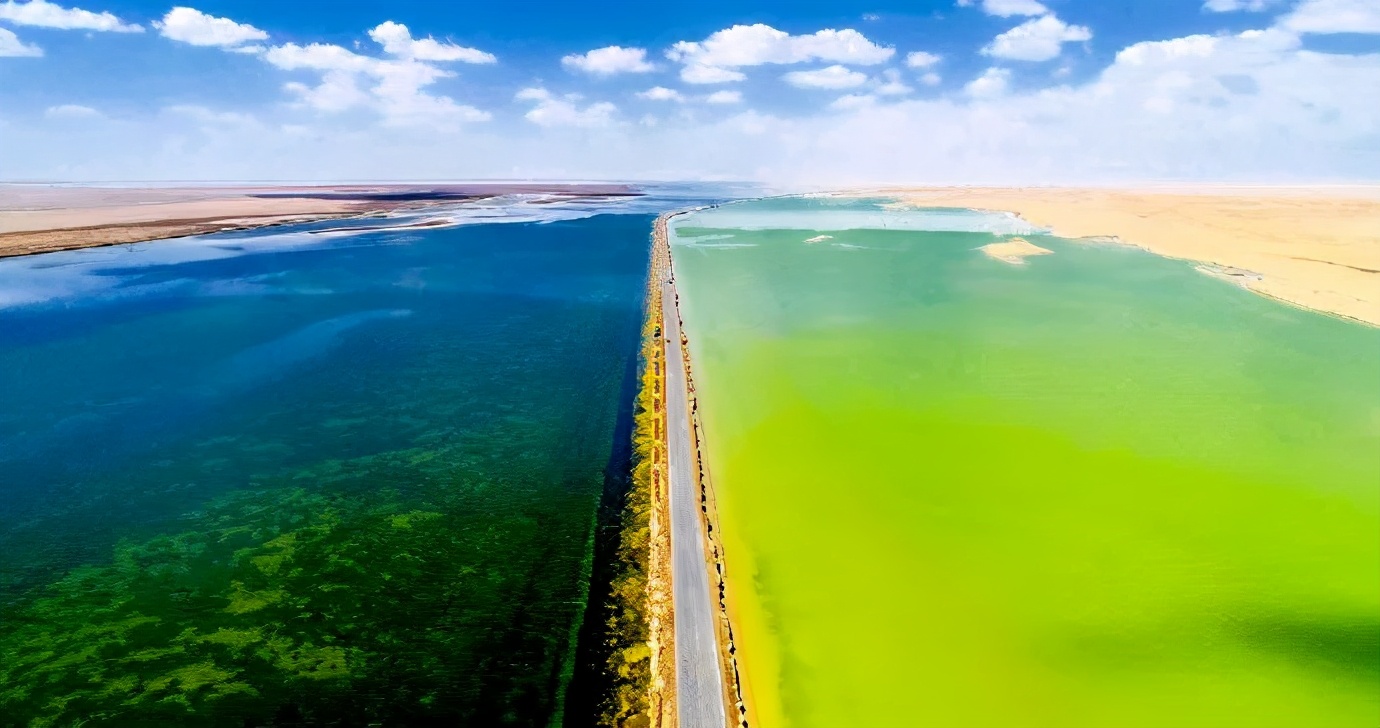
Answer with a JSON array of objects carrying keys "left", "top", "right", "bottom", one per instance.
[{"left": 0, "top": 446, "right": 597, "bottom": 726}]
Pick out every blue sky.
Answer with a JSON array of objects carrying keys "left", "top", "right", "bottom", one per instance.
[{"left": 1, "top": 0, "right": 1377, "bottom": 182}]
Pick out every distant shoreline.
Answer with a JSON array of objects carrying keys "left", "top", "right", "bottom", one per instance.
[
  {"left": 0, "top": 183, "right": 642, "bottom": 260},
  {"left": 846, "top": 186, "right": 1380, "bottom": 327}
]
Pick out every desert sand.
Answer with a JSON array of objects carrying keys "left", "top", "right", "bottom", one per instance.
[
  {"left": 0, "top": 187, "right": 369, "bottom": 258},
  {"left": 873, "top": 187, "right": 1380, "bottom": 326},
  {"left": 979, "top": 236, "right": 1053, "bottom": 265}
]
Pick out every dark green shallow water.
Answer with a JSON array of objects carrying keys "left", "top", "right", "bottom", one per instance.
[{"left": 0, "top": 209, "right": 660, "bottom": 726}]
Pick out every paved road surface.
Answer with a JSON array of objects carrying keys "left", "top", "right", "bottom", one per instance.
[{"left": 661, "top": 276, "right": 728, "bottom": 728}]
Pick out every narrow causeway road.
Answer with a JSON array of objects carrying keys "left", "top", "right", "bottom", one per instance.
[{"left": 661, "top": 272, "right": 729, "bottom": 728}]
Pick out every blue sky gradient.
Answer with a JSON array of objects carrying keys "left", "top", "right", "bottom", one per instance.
[{"left": 1, "top": 0, "right": 1377, "bottom": 181}]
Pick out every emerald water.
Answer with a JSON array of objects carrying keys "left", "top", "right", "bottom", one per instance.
[
  {"left": 0, "top": 195, "right": 710, "bottom": 726},
  {"left": 670, "top": 197, "right": 1380, "bottom": 728}
]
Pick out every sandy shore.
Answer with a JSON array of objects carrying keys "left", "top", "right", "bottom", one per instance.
[
  {"left": 0, "top": 187, "right": 366, "bottom": 258},
  {"left": 867, "top": 187, "right": 1380, "bottom": 326},
  {"left": 0, "top": 183, "right": 640, "bottom": 259}
]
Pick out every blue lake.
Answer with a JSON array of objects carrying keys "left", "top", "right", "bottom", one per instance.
[{"left": 0, "top": 191, "right": 720, "bottom": 726}]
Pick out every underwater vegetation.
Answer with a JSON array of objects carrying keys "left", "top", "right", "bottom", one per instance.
[
  {"left": 0, "top": 214, "right": 659, "bottom": 726},
  {"left": 0, "top": 444, "right": 598, "bottom": 726}
]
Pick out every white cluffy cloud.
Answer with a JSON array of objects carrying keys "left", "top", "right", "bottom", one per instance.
[
  {"left": 668, "top": 24, "right": 893, "bottom": 84},
  {"left": 156, "top": 7, "right": 266, "bottom": 49},
  {"left": 965, "top": 67, "right": 1011, "bottom": 97},
  {"left": 875, "top": 68, "right": 912, "bottom": 95},
  {"left": 0, "top": 25, "right": 40, "bottom": 55},
  {"left": 958, "top": 0, "right": 1049, "bottom": 17},
  {"left": 705, "top": 90, "right": 742, "bottom": 104},
  {"left": 1203, "top": 0, "right": 1280, "bottom": 11},
  {"left": 905, "top": 51, "right": 942, "bottom": 68},
  {"left": 516, "top": 88, "right": 617, "bottom": 127},
  {"left": 784, "top": 64, "right": 869, "bottom": 89},
  {"left": 831, "top": 93, "right": 877, "bottom": 110},
  {"left": 563, "top": 45, "right": 655, "bottom": 75},
  {"left": 984, "top": 14, "right": 1092, "bottom": 61},
  {"left": 44, "top": 103, "right": 100, "bottom": 118},
  {"left": 263, "top": 21, "right": 494, "bottom": 127},
  {"left": 681, "top": 64, "right": 745, "bottom": 84},
  {"left": 1281, "top": 0, "right": 1380, "bottom": 34},
  {"left": 368, "top": 21, "right": 495, "bottom": 63},
  {"left": 637, "top": 86, "right": 684, "bottom": 101},
  {"left": 9, "top": 22, "right": 1379, "bottom": 186},
  {"left": 0, "top": 0, "right": 140, "bottom": 31}
]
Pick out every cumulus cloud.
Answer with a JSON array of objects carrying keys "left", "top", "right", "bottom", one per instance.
[
  {"left": 680, "top": 64, "right": 746, "bottom": 84},
  {"left": 905, "top": 51, "right": 942, "bottom": 68},
  {"left": 563, "top": 45, "right": 655, "bottom": 75},
  {"left": 264, "top": 25, "right": 494, "bottom": 127},
  {"left": 368, "top": 21, "right": 495, "bottom": 63},
  {"left": 6, "top": 18, "right": 1378, "bottom": 188},
  {"left": 156, "top": 7, "right": 267, "bottom": 49},
  {"left": 920, "top": 72, "right": 942, "bottom": 86},
  {"left": 875, "top": 68, "right": 912, "bottom": 95},
  {"left": 1203, "top": 0, "right": 1280, "bottom": 11},
  {"left": 965, "top": 67, "right": 1010, "bottom": 97},
  {"left": 668, "top": 24, "right": 892, "bottom": 84},
  {"left": 984, "top": 14, "right": 1092, "bottom": 61},
  {"left": 637, "top": 86, "right": 684, "bottom": 101},
  {"left": 830, "top": 93, "right": 877, "bottom": 110},
  {"left": 960, "top": 0, "right": 1050, "bottom": 17},
  {"left": 0, "top": 26, "right": 40, "bottom": 55},
  {"left": 704, "top": 90, "right": 742, "bottom": 104},
  {"left": 784, "top": 64, "right": 869, "bottom": 89},
  {"left": 1280, "top": 0, "right": 1380, "bottom": 34},
  {"left": 44, "top": 103, "right": 100, "bottom": 117},
  {"left": 516, "top": 88, "right": 617, "bottom": 128},
  {"left": 0, "top": 0, "right": 140, "bottom": 32}
]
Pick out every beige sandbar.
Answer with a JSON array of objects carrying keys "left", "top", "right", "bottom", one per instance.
[
  {"left": 865, "top": 186, "right": 1380, "bottom": 326},
  {"left": 980, "top": 236, "right": 1054, "bottom": 265}
]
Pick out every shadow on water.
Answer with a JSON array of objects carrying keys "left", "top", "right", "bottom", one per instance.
[
  {"left": 1233, "top": 615, "right": 1380, "bottom": 682},
  {"left": 564, "top": 329, "right": 642, "bottom": 727},
  {"left": 1048, "top": 612, "right": 1380, "bottom": 685}
]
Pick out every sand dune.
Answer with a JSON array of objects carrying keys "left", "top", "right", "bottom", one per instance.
[{"left": 868, "top": 187, "right": 1380, "bottom": 326}]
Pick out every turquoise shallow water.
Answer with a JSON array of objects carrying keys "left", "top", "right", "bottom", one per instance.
[
  {"left": 670, "top": 196, "right": 1380, "bottom": 728},
  {"left": 0, "top": 196, "right": 707, "bottom": 726}
]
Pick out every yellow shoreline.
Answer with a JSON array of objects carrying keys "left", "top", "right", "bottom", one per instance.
[
  {"left": 642, "top": 223, "right": 677, "bottom": 728},
  {"left": 860, "top": 186, "right": 1380, "bottom": 327}
]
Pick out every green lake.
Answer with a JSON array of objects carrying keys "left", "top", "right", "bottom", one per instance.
[{"left": 669, "top": 196, "right": 1380, "bottom": 728}]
